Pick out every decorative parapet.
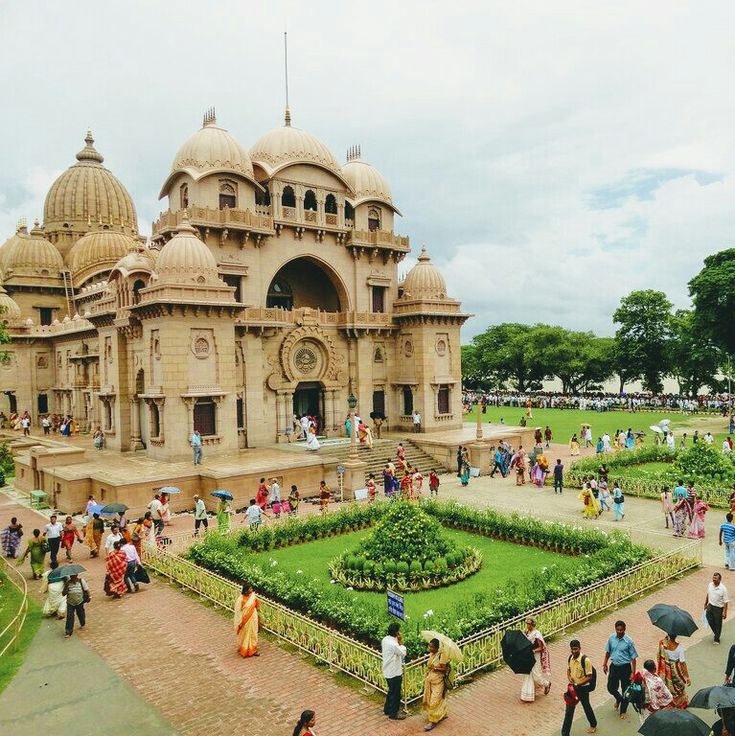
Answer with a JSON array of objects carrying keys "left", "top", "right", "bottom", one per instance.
[
  {"left": 153, "top": 206, "right": 274, "bottom": 239},
  {"left": 237, "top": 307, "right": 394, "bottom": 331}
]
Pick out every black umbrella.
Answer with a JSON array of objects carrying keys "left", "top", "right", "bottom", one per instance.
[
  {"left": 690, "top": 686, "right": 735, "bottom": 710},
  {"left": 500, "top": 630, "right": 535, "bottom": 675},
  {"left": 48, "top": 563, "right": 87, "bottom": 582},
  {"left": 647, "top": 603, "right": 698, "bottom": 637},
  {"left": 638, "top": 709, "right": 711, "bottom": 736},
  {"left": 100, "top": 503, "right": 128, "bottom": 515}
]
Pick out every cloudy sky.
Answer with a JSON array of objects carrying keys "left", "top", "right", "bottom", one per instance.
[{"left": 2, "top": 1, "right": 735, "bottom": 339}]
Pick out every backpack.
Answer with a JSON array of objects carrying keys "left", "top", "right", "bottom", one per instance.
[
  {"left": 623, "top": 681, "right": 645, "bottom": 713},
  {"left": 568, "top": 654, "right": 597, "bottom": 692}
]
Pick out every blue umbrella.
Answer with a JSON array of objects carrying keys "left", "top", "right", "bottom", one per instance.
[
  {"left": 48, "top": 563, "right": 87, "bottom": 582},
  {"left": 87, "top": 503, "right": 105, "bottom": 515},
  {"left": 211, "top": 490, "right": 233, "bottom": 500},
  {"left": 159, "top": 486, "right": 181, "bottom": 494}
]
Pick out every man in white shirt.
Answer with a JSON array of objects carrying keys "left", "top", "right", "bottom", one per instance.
[
  {"left": 705, "top": 572, "right": 730, "bottom": 644},
  {"left": 104, "top": 524, "right": 123, "bottom": 556},
  {"left": 43, "top": 515, "right": 64, "bottom": 566},
  {"left": 193, "top": 494, "right": 208, "bottom": 535},
  {"left": 121, "top": 541, "right": 141, "bottom": 592},
  {"left": 245, "top": 499, "right": 263, "bottom": 530},
  {"left": 381, "top": 622, "right": 407, "bottom": 720},
  {"left": 269, "top": 478, "right": 281, "bottom": 504},
  {"left": 149, "top": 494, "right": 164, "bottom": 536},
  {"left": 706, "top": 432, "right": 714, "bottom": 445},
  {"left": 412, "top": 410, "right": 421, "bottom": 434}
]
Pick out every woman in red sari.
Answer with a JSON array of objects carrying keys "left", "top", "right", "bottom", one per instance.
[
  {"left": 61, "top": 516, "right": 84, "bottom": 561},
  {"left": 234, "top": 584, "right": 261, "bottom": 657},
  {"left": 105, "top": 540, "right": 128, "bottom": 599}
]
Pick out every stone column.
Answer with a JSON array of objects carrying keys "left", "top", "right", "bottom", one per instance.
[
  {"left": 130, "top": 398, "right": 144, "bottom": 450},
  {"left": 324, "top": 390, "right": 334, "bottom": 436},
  {"left": 317, "top": 197, "right": 325, "bottom": 226},
  {"left": 275, "top": 391, "right": 286, "bottom": 443},
  {"left": 338, "top": 200, "right": 345, "bottom": 228}
]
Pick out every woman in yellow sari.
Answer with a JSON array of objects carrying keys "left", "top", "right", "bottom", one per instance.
[
  {"left": 422, "top": 638, "right": 449, "bottom": 731},
  {"left": 578, "top": 485, "right": 600, "bottom": 519},
  {"left": 234, "top": 584, "right": 261, "bottom": 657}
]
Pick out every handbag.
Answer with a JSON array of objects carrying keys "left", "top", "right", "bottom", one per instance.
[{"left": 134, "top": 565, "right": 150, "bottom": 584}]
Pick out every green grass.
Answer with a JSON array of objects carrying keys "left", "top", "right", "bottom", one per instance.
[
  {"left": 247, "top": 527, "right": 578, "bottom": 621},
  {"left": 467, "top": 405, "right": 729, "bottom": 446},
  {"left": 0, "top": 570, "right": 42, "bottom": 694}
]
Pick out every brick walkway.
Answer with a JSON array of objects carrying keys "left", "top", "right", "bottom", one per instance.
[{"left": 0, "top": 491, "right": 723, "bottom": 736}]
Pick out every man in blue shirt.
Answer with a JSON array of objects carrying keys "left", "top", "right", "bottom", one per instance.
[
  {"left": 720, "top": 512, "right": 735, "bottom": 570},
  {"left": 490, "top": 448, "right": 504, "bottom": 478},
  {"left": 602, "top": 620, "right": 638, "bottom": 718},
  {"left": 673, "top": 480, "right": 688, "bottom": 502},
  {"left": 553, "top": 459, "right": 564, "bottom": 494}
]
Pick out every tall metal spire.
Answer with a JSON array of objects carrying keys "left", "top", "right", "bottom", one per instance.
[{"left": 284, "top": 31, "right": 291, "bottom": 126}]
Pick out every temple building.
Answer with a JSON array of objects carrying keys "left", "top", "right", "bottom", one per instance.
[{"left": 0, "top": 109, "right": 469, "bottom": 463}]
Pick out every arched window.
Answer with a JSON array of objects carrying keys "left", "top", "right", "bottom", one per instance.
[
  {"left": 325, "top": 193, "right": 337, "bottom": 214},
  {"left": 219, "top": 180, "right": 237, "bottom": 209},
  {"left": 282, "top": 186, "right": 296, "bottom": 208},
  {"left": 255, "top": 185, "right": 271, "bottom": 207},
  {"left": 304, "top": 190, "right": 317, "bottom": 212},
  {"left": 402, "top": 386, "right": 413, "bottom": 415},
  {"left": 180, "top": 184, "right": 189, "bottom": 210},
  {"left": 368, "top": 207, "right": 381, "bottom": 232},
  {"left": 266, "top": 279, "right": 294, "bottom": 310},
  {"left": 132, "top": 278, "right": 145, "bottom": 305},
  {"left": 344, "top": 201, "right": 355, "bottom": 225},
  {"left": 374, "top": 347, "right": 383, "bottom": 363}
]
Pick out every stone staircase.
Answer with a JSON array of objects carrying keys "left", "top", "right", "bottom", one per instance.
[{"left": 317, "top": 438, "right": 447, "bottom": 482}]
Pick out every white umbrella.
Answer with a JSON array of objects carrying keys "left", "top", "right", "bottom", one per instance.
[
  {"left": 421, "top": 630, "right": 463, "bottom": 663},
  {"left": 649, "top": 425, "right": 664, "bottom": 434}
]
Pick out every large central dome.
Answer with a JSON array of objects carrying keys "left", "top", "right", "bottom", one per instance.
[
  {"left": 250, "top": 109, "right": 345, "bottom": 181},
  {"left": 43, "top": 131, "right": 138, "bottom": 235}
]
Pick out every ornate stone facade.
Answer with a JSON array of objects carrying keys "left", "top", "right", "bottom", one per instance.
[{"left": 0, "top": 110, "right": 469, "bottom": 461}]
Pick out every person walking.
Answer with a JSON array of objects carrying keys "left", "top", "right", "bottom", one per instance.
[
  {"left": 105, "top": 540, "right": 128, "bottom": 599},
  {"left": 429, "top": 469, "right": 440, "bottom": 497},
  {"left": 520, "top": 616, "right": 551, "bottom": 702},
  {"left": 233, "top": 584, "right": 261, "bottom": 657},
  {"left": 193, "top": 494, "right": 208, "bottom": 535},
  {"left": 456, "top": 446, "right": 463, "bottom": 477},
  {"left": 602, "top": 620, "right": 638, "bottom": 719},
  {"left": 569, "top": 434, "right": 580, "bottom": 457},
  {"left": 41, "top": 561, "right": 66, "bottom": 619},
  {"left": 191, "top": 429, "right": 203, "bottom": 465},
  {"left": 291, "top": 710, "right": 317, "bottom": 736},
  {"left": 17, "top": 528, "right": 47, "bottom": 579},
  {"left": 661, "top": 487, "right": 675, "bottom": 529},
  {"left": 720, "top": 512, "right": 735, "bottom": 570},
  {"left": 43, "top": 515, "right": 63, "bottom": 566},
  {"left": 553, "top": 459, "right": 564, "bottom": 494},
  {"left": 103, "top": 523, "right": 123, "bottom": 556},
  {"left": 612, "top": 482, "right": 625, "bottom": 521},
  {"left": 148, "top": 494, "right": 165, "bottom": 537},
  {"left": 412, "top": 409, "right": 422, "bottom": 433},
  {"left": 61, "top": 516, "right": 83, "bottom": 561},
  {"left": 382, "top": 622, "right": 407, "bottom": 721},
  {"left": 63, "top": 573, "right": 90, "bottom": 638},
  {"left": 705, "top": 571, "right": 730, "bottom": 644},
  {"left": 1, "top": 516, "right": 24, "bottom": 558},
  {"left": 657, "top": 633, "right": 690, "bottom": 707},
  {"left": 121, "top": 539, "right": 141, "bottom": 593},
  {"left": 561, "top": 639, "right": 597, "bottom": 735},
  {"left": 422, "top": 637, "right": 449, "bottom": 731},
  {"left": 544, "top": 425, "right": 552, "bottom": 448}
]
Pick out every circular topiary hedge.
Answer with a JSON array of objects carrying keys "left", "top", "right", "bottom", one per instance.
[{"left": 328, "top": 500, "right": 482, "bottom": 591}]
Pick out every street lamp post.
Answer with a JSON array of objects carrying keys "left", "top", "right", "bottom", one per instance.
[{"left": 347, "top": 391, "right": 359, "bottom": 462}]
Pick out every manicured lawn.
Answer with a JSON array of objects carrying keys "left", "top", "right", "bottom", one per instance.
[
  {"left": 466, "top": 405, "right": 729, "bottom": 446},
  {"left": 247, "top": 527, "right": 578, "bottom": 622},
  {"left": 0, "top": 570, "right": 42, "bottom": 694}
]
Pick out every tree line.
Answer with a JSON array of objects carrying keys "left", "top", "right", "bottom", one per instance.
[{"left": 462, "top": 248, "right": 735, "bottom": 395}]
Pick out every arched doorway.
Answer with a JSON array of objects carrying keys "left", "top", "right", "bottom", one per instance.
[
  {"left": 293, "top": 382, "right": 323, "bottom": 430},
  {"left": 265, "top": 257, "right": 349, "bottom": 312}
]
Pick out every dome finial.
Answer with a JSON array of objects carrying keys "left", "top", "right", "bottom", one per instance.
[
  {"left": 76, "top": 129, "right": 104, "bottom": 164},
  {"left": 284, "top": 107, "right": 292, "bottom": 127},
  {"left": 176, "top": 210, "right": 197, "bottom": 235},
  {"left": 203, "top": 107, "right": 217, "bottom": 127},
  {"left": 16, "top": 217, "right": 27, "bottom": 233},
  {"left": 418, "top": 245, "right": 430, "bottom": 262}
]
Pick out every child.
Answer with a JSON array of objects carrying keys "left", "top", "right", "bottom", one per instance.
[
  {"left": 319, "top": 481, "right": 331, "bottom": 514},
  {"left": 429, "top": 469, "right": 440, "bottom": 497},
  {"left": 288, "top": 485, "right": 300, "bottom": 516},
  {"left": 412, "top": 469, "right": 424, "bottom": 499},
  {"left": 598, "top": 479, "right": 611, "bottom": 512},
  {"left": 245, "top": 499, "right": 263, "bottom": 531},
  {"left": 272, "top": 500, "right": 282, "bottom": 519},
  {"left": 660, "top": 487, "right": 674, "bottom": 529},
  {"left": 366, "top": 473, "right": 377, "bottom": 504},
  {"left": 589, "top": 475, "right": 598, "bottom": 500}
]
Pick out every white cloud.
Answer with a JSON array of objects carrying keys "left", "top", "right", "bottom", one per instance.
[{"left": 2, "top": 1, "right": 735, "bottom": 338}]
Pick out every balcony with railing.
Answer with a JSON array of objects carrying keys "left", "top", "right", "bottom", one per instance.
[
  {"left": 238, "top": 307, "right": 395, "bottom": 331},
  {"left": 346, "top": 229, "right": 410, "bottom": 253},
  {"left": 153, "top": 206, "right": 275, "bottom": 237}
]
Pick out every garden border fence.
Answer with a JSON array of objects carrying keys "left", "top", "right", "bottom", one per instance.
[
  {"left": 0, "top": 556, "right": 29, "bottom": 658},
  {"left": 144, "top": 527, "right": 700, "bottom": 707}
]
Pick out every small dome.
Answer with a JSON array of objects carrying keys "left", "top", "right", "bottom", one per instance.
[
  {"left": 401, "top": 247, "right": 448, "bottom": 300},
  {"left": 250, "top": 110, "right": 347, "bottom": 184},
  {"left": 43, "top": 131, "right": 138, "bottom": 234},
  {"left": 0, "top": 286, "right": 21, "bottom": 320},
  {"left": 0, "top": 222, "right": 63, "bottom": 278},
  {"left": 109, "top": 246, "right": 157, "bottom": 279},
  {"left": 342, "top": 149, "right": 399, "bottom": 213},
  {"left": 67, "top": 230, "right": 139, "bottom": 287},
  {"left": 156, "top": 219, "right": 220, "bottom": 284}
]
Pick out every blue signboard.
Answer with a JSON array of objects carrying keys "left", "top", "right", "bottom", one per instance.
[{"left": 387, "top": 589, "right": 405, "bottom": 620}]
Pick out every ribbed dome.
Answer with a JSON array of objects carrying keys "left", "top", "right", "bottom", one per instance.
[
  {"left": 67, "top": 230, "right": 139, "bottom": 286},
  {"left": 342, "top": 154, "right": 397, "bottom": 211},
  {"left": 401, "top": 247, "right": 448, "bottom": 300},
  {"left": 250, "top": 110, "right": 345, "bottom": 181},
  {"left": 0, "top": 286, "right": 21, "bottom": 320},
  {"left": 0, "top": 223, "right": 63, "bottom": 278},
  {"left": 110, "top": 247, "right": 157, "bottom": 278},
  {"left": 43, "top": 131, "right": 138, "bottom": 233},
  {"left": 156, "top": 220, "right": 220, "bottom": 284}
]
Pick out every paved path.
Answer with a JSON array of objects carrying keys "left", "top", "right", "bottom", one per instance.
[{"left": 0, "top": 483, "right": 729, "bottom": 736}]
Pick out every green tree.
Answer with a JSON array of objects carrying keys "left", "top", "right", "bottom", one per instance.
[
  {"left": 612, "top": 289, "right": 673, "bottom": 393},
  {"left": 669, "top": 309, "right": 721, "bottom": 396},
  {"left": 689, "top": 249, "right": 735, "bottom": 360},
  {"left": 461, "top": 344, "right": 485, "bottom": 389}
]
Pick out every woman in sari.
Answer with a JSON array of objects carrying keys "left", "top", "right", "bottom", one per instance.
[
  {"left": 672, "top": 498, "right": 692, "bottom": 537},
  {"left": 521, "top": 616, "right": 551, "bottom": 702},
  {"left": 305, "top": 426, "right": 320, "bottom": 451},
  {"left": 61, "top": 516, "right": 84, "bottom": 561},
  {"left": 291, "top": 710, "right": 316, "bottom": 736},
  {"left": 288, "top": 485, "right": 300, "bottom": 516},
  {"left": 460, "top": 459, "right": 471, "bottom": 487},
  {"left": 160, "top": 493, "right": 172, "bottom": 526},
  {"left": 687, "top": 496, "right": 709, "bottom": 539},
  {"left": 41, "top": 562, "right": 67, "bottom": 618},
  {"left": 639, "top": 658, "right": 673, "bottom": 716},
  {"left": 216, "top": 498, "right": 233, "bottom": 533},
  {"left": 18, "top": 528, "right": 47, "bottom": 579},
  {"left": 234, "top": 584, "right": 261, "bottom": 657},
  {"left": 422, "top": 638, "right": 449, "bottom": 730},
  {"left": 578, "top": 485, "right": 601, "bottom": 519},
  {"left": 1, "top": 517, "right": 24, "bottom": 558},
  {"left": 568, "top": 433, "right": 581, "bottom": 456},
  {"left": 105, "top": 540, "right": 128, "bottom": 599},
  {"left": 657, "top": 634, "right": 689, "bottom": 708}
]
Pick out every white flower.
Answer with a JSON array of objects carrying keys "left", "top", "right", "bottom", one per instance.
[
  {"left": 270, "top": 559, "right": 278, "bottom": 567},
  {"left": 423, "top": 609, "right": 434, "bottom": 618},
  {"left": 296, "top": 569, "right": 304, "bottom": 574}
]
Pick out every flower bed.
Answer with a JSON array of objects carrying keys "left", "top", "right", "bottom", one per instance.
[{"left": 188, "top": 501, "right": 652, "bottom": 658}]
